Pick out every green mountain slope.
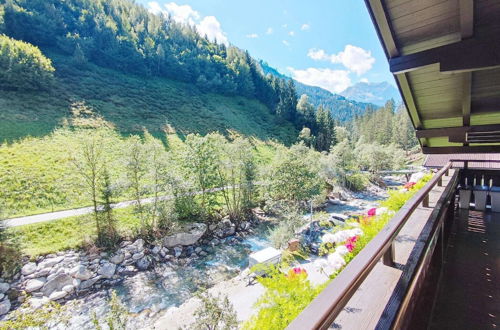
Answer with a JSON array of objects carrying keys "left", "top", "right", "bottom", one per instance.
[
  {"left": 259, "top": 61, "right": 376, "bottom": 121},
  {"left": 0, "top": 53, "right": 297, "bottom": 143}
]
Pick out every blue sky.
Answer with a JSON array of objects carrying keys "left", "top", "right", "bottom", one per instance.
[{"left": 139, "top": 0, "right": 394, "bottom": 94}]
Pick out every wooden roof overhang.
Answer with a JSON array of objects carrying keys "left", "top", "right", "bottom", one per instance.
[{"left": 365, "top": 0, "right": 500, "bottom": 154}]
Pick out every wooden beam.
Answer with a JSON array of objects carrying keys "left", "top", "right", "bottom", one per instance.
[
  {"left": 422, "top": 146, "right": 500, "bottom": 154},
  {"left": 416, "top": 124, "right": 500, "bottom": 139},
  {"left": 459, "top": 0, "right": 474, "bottom": 39},
  {"left": 390, "top": 38, "right": 500, "bottom": 74},
  {"left": 462, "top": 72, "right": 472, "bottom": 126}
]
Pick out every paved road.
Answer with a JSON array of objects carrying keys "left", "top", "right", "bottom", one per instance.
[
  {"left": 2, "top": 184, "right": 264, "bottom": 228},
  {"left": 2, "top": 195, "right": 170, "bottom": 228}
]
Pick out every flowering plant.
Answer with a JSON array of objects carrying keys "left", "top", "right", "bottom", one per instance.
[
  {"left": 287, "top": 267, "right": 307, "bottom": 278},
  {"left": 345, "top": 236, "right": 358, "bottom": 252},
  {"left": 403, "top": 181, "right": 416, "bottom": 190}
]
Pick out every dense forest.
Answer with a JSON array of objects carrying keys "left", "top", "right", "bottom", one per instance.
[{"left": 0, "top": 0, "right": 301, "bottom": 123}]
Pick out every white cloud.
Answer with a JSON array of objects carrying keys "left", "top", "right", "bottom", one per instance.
[
  {"left": 197, "top": 16, "right": 228, "bottom": 45},
  {"left": 246, "top": 33, "right": 259, "bottom": 39},
  {"left": 307, "top": 48, "right": 329, "bottom": 61},
  {"left": 288, "top": 31, "right": 295, "bottom": 37},
  {"left": 164, "top": 2, "right": 200, "bottom": 25},
  {"left": 266, "top": 27, "right": 273, "bottom": 35},
  {"left": 148, "top": 2, "right": 228, "bottom": 45},
  {"left": 282, "top": 40, "right": 290, "bottom": 47},
  {"left": 307, "top": 45, "right": 375, "bottom": 75},
  {"left": 282, "top": 24, "right": 288, "bottom": 28},
  {"left": 360, "top": 78, "right": 369, "bottom": 83},
  {"left": 301, "top": 23, "right": 310, "bottom": 31},
  {"left": 148, "top": 2, "right": 164, "bottom": 14},
  {"left": 287, "top": 67, "right": 352, "bottom": 93}
]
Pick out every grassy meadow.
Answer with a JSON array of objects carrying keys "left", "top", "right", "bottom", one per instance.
[{"left": 0, "top": 52, "right": 297, "bottom": 144}]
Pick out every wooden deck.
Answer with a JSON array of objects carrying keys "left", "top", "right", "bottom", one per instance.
[
  {"left": 429, "top": 209, "right": 500, "bottom": 329},
  {"left": 332, "top": 170, "right": 456, "bottom": 329}
]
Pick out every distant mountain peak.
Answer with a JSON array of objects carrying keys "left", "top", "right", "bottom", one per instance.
[{"left": 340, "top": 81, "right": 401, "bottom": 106}]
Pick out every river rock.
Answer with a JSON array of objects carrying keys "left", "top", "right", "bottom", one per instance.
[
  {"left": 38, "top": 256, "right": 64, "bottom": 270},
  {"left": 80, "top": 276, "right": 101, "bottom": 290},
  {"left": 48, "top": 290, "right": 67, "bottom": 301},
  {"left": 173, "top": 246, "right": 182, "bottom": 258},
  {"left": 70, "top": 265, "right": 93, "bottom": 280},
  {"left": 0, "top": 299, "right": 11, "bottom": 315},
  {"left": 195, "top": 247, "right": 203, "bottom": 254},
  {"left": 21, "top": 263, "right": 37, "bottom": 276},
  {"left": 30, "top": 297, "right": 50, "bottom": 310},
  {"left": 110, "top": 253, "right": 125, "bottom": 265},
  {"left": 98, "top": 263, "right": 116, "bottom": 279},
  {"left": 163, "top": 223, "right": 207, "bottom": 247},
  {"left": 136, "top": 257, "right": 151, "bottom": 270},
  {"left": 42, "top": 273, "right": 73, "bottom": 297},
  {"left": 0, "top": 282, "right": 9, "bottom": 294},
  {"left": 132, "top": 252, "right": 144, "bottom": 260},
  {"left": 152, "top": 245, "right": 161, "bottom": 255},
  {"left": 25, "top": 278, "right": 46, "bottom": 292},
  {"left": 62, "top": 284, "right": 74, "bottom": 293}
]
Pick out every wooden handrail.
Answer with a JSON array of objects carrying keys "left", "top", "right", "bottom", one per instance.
[{"left": 287, "top": 162, "right": 453, "bottom": 330}]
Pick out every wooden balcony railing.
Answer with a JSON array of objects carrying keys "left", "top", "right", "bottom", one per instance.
[{"left": 288, "top": 162, "right": 458, "bottom": 330}]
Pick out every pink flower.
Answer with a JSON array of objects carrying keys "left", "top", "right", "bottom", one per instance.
[
  {"left": 345, "top": 236, "right": 359, "bottom": 252},
  {"left": 288, "top": 267, "right": 307, "bottom": 278},
  {"left": 403, "top": 182, "right": 416, "bottom": 190},
  {"left": 367, "top": 208, "right": 377, "bottom": 216}
]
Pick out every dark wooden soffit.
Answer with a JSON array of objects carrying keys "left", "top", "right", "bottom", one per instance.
[
  {"left": 422, "top": 146, "right": 500, "bottom": 154},
  {"left": 389, "top": 37, "right": 500, "bottom": 75}
]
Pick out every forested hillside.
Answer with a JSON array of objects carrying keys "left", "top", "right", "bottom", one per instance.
[
  {"left": 0, "top": 0, "right": 301, "bottom": 142},
  {"left": 259, "top": 61, "right": 375, "bottom": 122}
]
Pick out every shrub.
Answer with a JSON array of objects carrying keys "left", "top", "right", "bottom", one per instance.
[
  {"left": 192, "top": 291, "right": 238, "bottom": 330},
  {"left": 0, "top": 34, "right": 55, "bottom": 90},
  {"left": 345, "top": 173, "right": 369, "bottom": 191},
  {"left": 243, "top": 265, "right": 324, "bottom": 330},
  {"left": 92, "top": 290, "right": 128, "bottom": 330}
]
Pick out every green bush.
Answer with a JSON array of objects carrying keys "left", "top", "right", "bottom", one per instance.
[
  {"left": 243, "top": 265, "right": 324, "bottom": 330},
  {"left": 345, "top": 173, "right": 369, "bottom": 191},
  {"left": 0, "top": 34, "right": 55, "bottom": 90}
]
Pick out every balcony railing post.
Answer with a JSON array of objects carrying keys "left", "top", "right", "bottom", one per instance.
[
  {"left": 438, "top": 177, "right": 443, "bottom": 187},
  {"left": 423, "top": 194, "right": 429, "bottom": 208},
  {"left": 382, "top": 243, "right": 395, "bottom": 267}
]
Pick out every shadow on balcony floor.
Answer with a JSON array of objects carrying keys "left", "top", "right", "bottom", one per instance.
[{"left": 430, "top": 209, "right": 500, "bottom": 329}]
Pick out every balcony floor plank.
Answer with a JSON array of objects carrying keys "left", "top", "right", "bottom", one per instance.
[{"left": 332, "top": 171, "right": 455, "bottom": 329}]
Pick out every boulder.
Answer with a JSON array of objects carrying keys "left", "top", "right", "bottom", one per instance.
[
  {"left": 109, "top": 253, "right": 125, "bottom": 265},
  {"left": 25, "top": 278, "right": 46, "bottom": 293},
  {"left": 0, "top": 282, "right": 9, "bottom": 294},
  {"left": 173, "top": 246, "right": 182, "bottom": 258},
  {"left": 69, "top": 265, "right": 93, "bottom": 281},
  {"left": 80, "top": 276, "right": 101, "bottom": 290},
  {"left": 29, "top": 297, "right": 50, "bottom": 310},
  {"left": 151, "top": 245, "right": 161, "bottom": 255},
  {"left": 62, "top": 285, "right": 74, "bottom": 293},
  {"left": 48, "top": 290, "right": 67, "bottom": 301},
  {"left": 163, "top": 223, "right": 207, "bottom": 248},
  {"left": 21, "top": 263, "right": 37, "bottom": 276},
  {"left": 42, "top": 273, "right": 73, "bottom": 297},
  {"left": 98, "top": 263, "right": 116, "bottom": 279},
  {"left": 37, "top": 256, "right": 64, "bottom": 270},
  {"left": 136, "top": 257, "right": 151, "bottom": 270},
  {"left": 0, "top": 299, "right": 11, "bottom": 315},
  {"left": 195, "top": 247, "right": 203, "bottom": 254},
  {"left": 132, "top": 252, "right": 144, "bottom": 260}
]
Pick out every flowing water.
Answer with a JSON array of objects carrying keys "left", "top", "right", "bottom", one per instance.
[{"left": 55, "top": 191, "right": 386, "bottom": 329}]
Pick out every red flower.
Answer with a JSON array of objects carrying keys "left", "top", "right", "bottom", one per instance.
[
  {"left": 367, "top": 208, "right": 377, "bottom": 216},
  {"left": 288, "top": 267, "right": 308, "bottom": 278},
  {"left": 345, "top": 236, "right": 358, "bottom": 252},
  {"left": 403, "top": 182, "right": 416, "bottom": 190}
]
